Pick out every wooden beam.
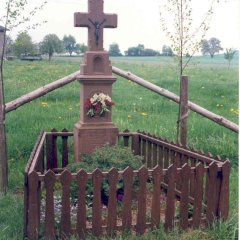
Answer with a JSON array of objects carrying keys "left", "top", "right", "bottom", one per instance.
[
  {"left": 112, "top": 66, "right": 238, "bottom": 133},
  {"left": 5, "top": 71, "right": 80, "bottom": 113}
]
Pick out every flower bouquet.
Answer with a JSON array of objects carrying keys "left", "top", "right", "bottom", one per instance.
[{"left": 85, "top": 93, "right": 115, "bottom": 117}]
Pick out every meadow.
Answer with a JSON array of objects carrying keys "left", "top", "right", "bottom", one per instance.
[{"left": 0, "top": 54, "right": 238, "bottom": 239}]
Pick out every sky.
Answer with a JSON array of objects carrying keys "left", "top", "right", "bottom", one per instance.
[{"left": 1, "top": 0, "right": 240, "bottom": 54}]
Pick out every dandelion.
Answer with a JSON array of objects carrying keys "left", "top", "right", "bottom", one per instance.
[
  {"left": 58, "top": 117, "right": 62, "bottom": 119},
  {"left": 41, "top": 102, "right": 48, "bottom": 107},
  {"left": 69, "top": 107, "right": 73, "bottom": 110},
  {"left": 216, "top": 104, "right": 220, "bottom": 107},
  {"left": 230, "top": 108, "right": 234, "bottom": 112},
  {"left": 140, "top": 112, "right": 147, "bottom": 116},
  {"left": 128, "top": 115, "right": 132, "bottom": 118}
]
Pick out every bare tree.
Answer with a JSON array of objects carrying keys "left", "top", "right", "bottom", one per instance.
[
  {"left": 159, "top": 0, "right": 218, "bottom": 144},
  {"left": 224, "top": 48, "right": 237, "bottom": 69},
  {"left": 0, "top": 0, "right": 47, "bottom": 193}
]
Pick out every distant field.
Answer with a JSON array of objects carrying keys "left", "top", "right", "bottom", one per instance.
[
  {"left": 0, "top": 55, "right": 238, "bottom": 239},
  {"left": 55, "top": 53, "right": 239, "bottom": 67}
]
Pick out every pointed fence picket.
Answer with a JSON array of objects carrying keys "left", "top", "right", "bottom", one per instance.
[
  {"left": 24, "top": 130, "right": 231, "bottom": 240},
  {"left": 122, "top": 167, "right": 133, "bottom": 230},
  {"left": 76, "top": 169, "right": 88, "bottom": 238}
]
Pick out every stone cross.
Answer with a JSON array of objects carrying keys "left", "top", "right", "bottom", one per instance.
[
  {"left": 73, "top": 0, "right": 118, "bottom": 161},
  {"left": 74, "top": 0, "right": 117, "bottom": 51}
]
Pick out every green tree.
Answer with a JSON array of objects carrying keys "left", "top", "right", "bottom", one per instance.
[
  {"left": 12, "top": 32, "right": 37, "bottom": 57},
  {"left": 125, "top": 44, "right": 159, "bottom": 56},
  {"left": 108, "top": 43, "right": 121, "bottom": 56},
  {"left": 125, "top": 46, "right": 138, "bottom": 56},
  {"left": 63, "top": 34, "right": 76, "bottom": 56},
  {"left": 40, "top": 34, "right": 63, "bottom": 60},
  {"left": 200, "top": 39, "right": 209, "bottom": 55},
  {"left": 144, "top": 48, "right": 159, "bottom": 56},
  {"left": 162, "top": 45, "right": 174, "bottom": 56},
  {"left": 224, "top": 48, "right": 237, "bottom": 69},
  {"left": 201, "top": 37, "right": 223, "bottom": 58},
  {"left": 74, "top": 43, "right": 87, "bottom": 55}
]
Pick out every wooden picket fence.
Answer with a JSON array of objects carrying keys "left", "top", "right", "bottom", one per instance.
[{"left": 24, "top": 129, "right": 231, "bottom": 240}]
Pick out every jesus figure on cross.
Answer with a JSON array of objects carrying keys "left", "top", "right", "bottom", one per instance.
[{"left": 88, "top": 18, "right": 106, "bottom": 45}]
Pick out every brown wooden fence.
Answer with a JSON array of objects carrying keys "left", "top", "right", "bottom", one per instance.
[{"left": 24, "top": 129, "right": 231, "bottom": 240}]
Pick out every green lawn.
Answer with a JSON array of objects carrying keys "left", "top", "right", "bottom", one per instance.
[{"left": 0, "top": 55, "right": 238, "bottom": 239}]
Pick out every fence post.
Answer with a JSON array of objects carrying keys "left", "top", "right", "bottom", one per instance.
[
  {"left": 28, "top": 171, "right": 40, "bottom": 240},
  {"left": 218, "top": 160, "right": 231, "bottom": 220},
  {"left": 132, "top": 133, "right": 140, "bottom": 155},
  {"left": 0, "top": 27, "right": 8, "bottom": 193},
  {"left": 46, "top": 128, "right": 58, "bottom": 169},
  {"left": 179, "top": 76, "right": 188, "bottom": 147}
]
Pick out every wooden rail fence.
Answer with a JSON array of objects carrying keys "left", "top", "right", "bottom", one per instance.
[{"left": 24, "top": 129, "right": 231, "bottom": 239}]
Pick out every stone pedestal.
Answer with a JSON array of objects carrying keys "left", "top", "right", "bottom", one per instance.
[{"left": 73, "top": 53, "right": 118, "bottom": 161}]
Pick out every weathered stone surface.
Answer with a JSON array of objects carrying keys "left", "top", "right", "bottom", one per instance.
[{"left": 74, "top": 122, "right": 118, "bottom": 161}]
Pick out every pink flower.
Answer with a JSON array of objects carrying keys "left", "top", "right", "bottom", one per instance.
[
  {"left": 105, "top": 99, "right": 114, "bottom": 107},
  {"left": 94, "top": 102, "right": 101, "bottom": 113}
]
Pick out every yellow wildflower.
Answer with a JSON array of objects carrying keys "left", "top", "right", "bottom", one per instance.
[
  {"left": 140, "top": 112, "right": 147, "bottom": 116},
  {"left": 41, "top": 102, "right": 48, "bottom": 107}
]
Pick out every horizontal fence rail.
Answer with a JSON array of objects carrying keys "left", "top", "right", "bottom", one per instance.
[{"left": 24, "top": 129, "right": 231, "bottom": 240}]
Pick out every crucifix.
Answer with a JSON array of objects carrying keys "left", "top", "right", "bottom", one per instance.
[{"left": 74, "top": 0, "right": 117, "bottom": 51}]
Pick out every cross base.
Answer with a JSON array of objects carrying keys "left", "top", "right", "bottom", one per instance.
[{"left": 73, "top": 122, "right": 118, "bottom": 162}]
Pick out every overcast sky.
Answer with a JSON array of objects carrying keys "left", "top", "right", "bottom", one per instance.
[{"left": 2, "top": 0, "right": 240, "bottom": 53}]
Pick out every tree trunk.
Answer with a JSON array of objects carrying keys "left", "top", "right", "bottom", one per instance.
[
  {"left": 49, "top": 52, "right": 53, "bottom": 61},
  {"left": 0, "top": 31, "right": 8, "bottom": 193}
]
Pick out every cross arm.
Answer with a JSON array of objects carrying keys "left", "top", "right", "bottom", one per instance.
[
  {"left": 74, "top": 12, "right": 89, "bottom": 27},
  {"left": 104, "top": 14, "right": 117, "bottom": 28}
]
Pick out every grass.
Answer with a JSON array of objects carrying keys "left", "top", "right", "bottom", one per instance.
[{"left": 0, "top": 55, "right": 238, "bottom": 239}]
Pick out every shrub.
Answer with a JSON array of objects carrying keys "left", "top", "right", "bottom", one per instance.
[
  {"left": 67, "top": 144, "right": 144, "bottom": 173},
  {"left": 67, "top": 145, "right": 144, "bottom": 205}
]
